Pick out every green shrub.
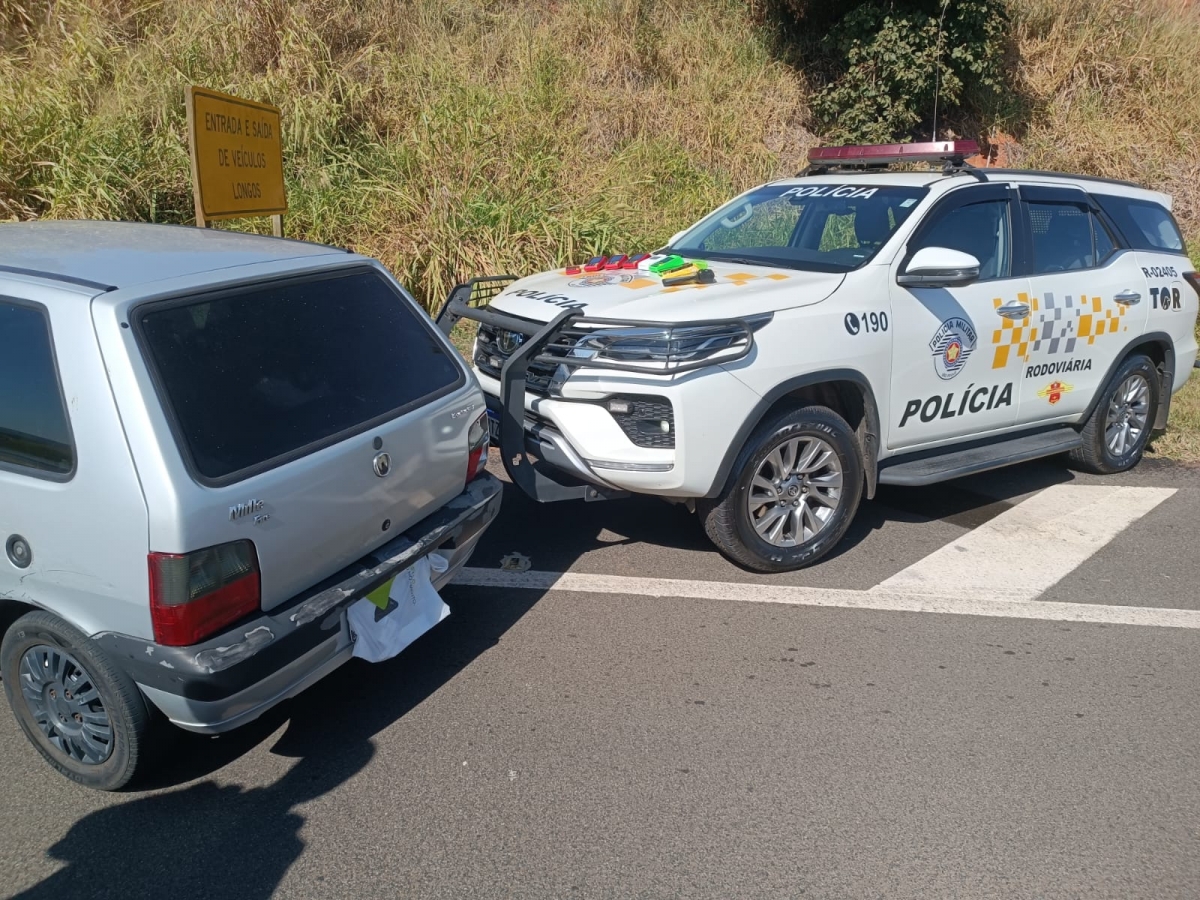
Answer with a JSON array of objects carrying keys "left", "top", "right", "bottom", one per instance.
[{"left": 754, "top": 0, "right": 1010, "bottom": 144}]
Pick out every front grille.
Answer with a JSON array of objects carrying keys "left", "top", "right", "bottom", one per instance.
[
  {"left": 609, "top": 396, "right": 675, "bottom": 449},
  {"left": 475, "top": 321, "right": 559, "bottom": 393}
]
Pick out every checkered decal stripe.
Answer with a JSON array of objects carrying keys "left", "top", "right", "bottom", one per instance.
[{"left": 990, "top": 291, "right": 1127, "bottom": 369}]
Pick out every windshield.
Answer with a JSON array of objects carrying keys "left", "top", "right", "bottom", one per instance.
[{"left": 670, "top": 183, "right": 930, "bottom": 272}]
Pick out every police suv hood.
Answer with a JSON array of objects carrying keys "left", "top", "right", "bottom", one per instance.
[{"left": 487, "top": 261, "right": 845, "bottom": 323}]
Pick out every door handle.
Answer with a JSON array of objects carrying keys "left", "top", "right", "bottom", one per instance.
[
  {"left": 1114, "top": 290, "right": 1141, "bottom": 305},
  {"left": 996, "top": 301, "right": 1031, "bottom": 320}
]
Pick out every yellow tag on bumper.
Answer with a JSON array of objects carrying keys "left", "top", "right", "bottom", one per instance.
[{"left": 366, "top": 578, "right": 395, "bottom": 610}]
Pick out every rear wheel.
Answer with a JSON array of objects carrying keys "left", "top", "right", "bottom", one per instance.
[
  {"left": 699, "top": 406, "right": 864, "bottom": 572},
  {"left": 1070, "top": 353, "right": 1159, "bottom": 474},
  {"left": 1, "top": 611, "right": 149, "bottom": 791}
]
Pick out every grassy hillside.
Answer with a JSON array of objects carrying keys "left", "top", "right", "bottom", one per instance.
[
  {"left": 2, "top": 0, "right": 1199, "bottom": 459},
  {"left": 1009, "top": 0, "right": 1200, "bottom": 243},
  {"left": 4, "top": 0, "right": 1195, "bottom": 304},
  {"left": 1, "top": 0, "right": 814, "bottom": 307}
]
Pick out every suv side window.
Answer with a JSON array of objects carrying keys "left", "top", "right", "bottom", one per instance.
[
  {"left": 1093, "top": 194, "right": 1187, "bottom": 254},
  {"left": 909, "top": 198, "right": 1012, "bottom": 280},
  {"left": 1027, "top": 201, "right": 1115, "bottom": 273},
  {"left": 0, "top": 300, "right": 74, "bottom": 478}
]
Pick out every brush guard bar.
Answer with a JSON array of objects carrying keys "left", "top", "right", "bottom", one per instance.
[{"left": 436, "top": 276, "right": 760, "bottom": 503}]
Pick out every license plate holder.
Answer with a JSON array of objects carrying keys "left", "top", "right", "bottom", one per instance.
[{"left": 486, "top": 409, "right": 501, "bottom": 443}]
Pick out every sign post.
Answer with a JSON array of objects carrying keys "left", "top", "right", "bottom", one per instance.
[{"left": 185, "top": 86, "right": 287, "bottom": 234}]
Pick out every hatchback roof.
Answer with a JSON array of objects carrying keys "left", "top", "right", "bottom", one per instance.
[{"left": 0, "top": 220, "right": 348, "bottom": 292}]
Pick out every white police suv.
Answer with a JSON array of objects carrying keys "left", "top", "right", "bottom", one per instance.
[{"left": 439, "top": 141, "right": 1199, "bottom": 572}]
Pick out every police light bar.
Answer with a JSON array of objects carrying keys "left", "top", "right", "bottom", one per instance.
[{"left": 808, "top": 140, "right": 980, "bottom": 167}]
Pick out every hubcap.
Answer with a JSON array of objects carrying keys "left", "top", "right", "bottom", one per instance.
[
  {"left": 1104, "top": 373, "right": 1151, "bottom": 458},
  {"left": 18, "top": 645, "right": 113, "bottom": 765},
  {"left": 747, "top": 435, "right": 843, "bottom": 547}
]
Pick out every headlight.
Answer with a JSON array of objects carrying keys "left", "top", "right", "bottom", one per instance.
[{"left": 567, "top": 313, "right": 772, "bottom": 374}]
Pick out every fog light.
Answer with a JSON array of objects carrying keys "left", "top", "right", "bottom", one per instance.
[{"left": 607, "top": 399, "right": 631, "bottom": 414}]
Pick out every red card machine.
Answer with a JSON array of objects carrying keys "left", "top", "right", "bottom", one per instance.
[
  {"left": 582, "top": 256, "right": 606, "bottom": 272},
  {"left": 604, "top": 254, "right": 627, "bottom": 270}
]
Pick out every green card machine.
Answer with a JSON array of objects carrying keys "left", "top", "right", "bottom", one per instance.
[{"left": 649, "top": 255, "right": 686, "bottom": 275}]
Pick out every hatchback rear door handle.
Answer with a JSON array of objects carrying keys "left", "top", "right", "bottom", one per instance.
[
  {"left": 1114, "top": 290, "right": 1141, "bottom": 305},
  {"left": 996, "top": 301, "right": 1031, "bottom": 320}
]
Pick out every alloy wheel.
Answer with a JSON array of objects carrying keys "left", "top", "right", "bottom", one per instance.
[
  {"left": 1104, "top": 373, "right": 1151, "bottom": 458},
  {"left": 746, "top": 435, "right": 843, "bottom": 547}
]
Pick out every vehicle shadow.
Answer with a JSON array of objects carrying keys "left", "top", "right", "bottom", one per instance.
[
  {"left": 817, "top": 457, "right": 1079, "bottom": 564},
  {"left": 7, "top": 456, "right": 1086, "bottom": 900},
  {"left": 10, "top": 584, "right": 544, "bottom": 900},
  {"left": 469, "top": 454, "right": 1082, "bottom": 572}
]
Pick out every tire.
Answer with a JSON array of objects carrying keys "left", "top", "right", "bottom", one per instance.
[
  {"left": 1, "top": 611, "right": 150, "bottom": 791},
  {"left": 699, "top": 405, "right": 864, "bottom": 573},
  {"left": 1069, "top": 353, "right": 1160, "bottom": 475}
]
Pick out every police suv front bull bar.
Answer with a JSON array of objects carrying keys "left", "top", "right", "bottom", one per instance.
[
  {"left": 437, "top": 276, "right": 614, "bottom": 502},
  {"left": 435, "top": 276, "right": 761, "bottom": 503}
]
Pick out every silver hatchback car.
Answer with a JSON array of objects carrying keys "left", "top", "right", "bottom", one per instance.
[{"left": 0, "top": 221, "right": 501, "bottom": 790}]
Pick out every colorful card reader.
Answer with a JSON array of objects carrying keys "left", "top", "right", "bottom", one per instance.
[{"left": 649, "top": 255, "right": 686, "bottom": 275}]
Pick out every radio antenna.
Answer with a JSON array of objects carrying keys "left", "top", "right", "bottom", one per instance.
[{"left": 931, "top": 0, "right": 951, "bottom": 141}]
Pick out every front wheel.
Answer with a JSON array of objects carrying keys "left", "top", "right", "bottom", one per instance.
[
  {"left": 699, "top": 405, "right": 864, "bottom": 572},
  {"left": 1069, "top": 353, "right": 1160, "bottom": 474},
  {"left": 1, "top": 611, "right": 150, "bottom": 790}
]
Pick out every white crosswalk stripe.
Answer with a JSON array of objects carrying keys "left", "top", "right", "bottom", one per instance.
[{"left": 456, "top": 485, "right": 1189, "bottom": 628}]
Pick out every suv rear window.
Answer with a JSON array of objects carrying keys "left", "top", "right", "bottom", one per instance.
[
  {"left": 137, "top": 269, "right": 463, "bottom": 483},
  {"left": 1092, "top": 194, "right": 1187, "bottom": 254}
]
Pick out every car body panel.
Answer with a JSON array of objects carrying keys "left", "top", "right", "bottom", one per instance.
[
  {"left": 458, "top": 169, "right": 1197, "bottom": 501},
  {"left": 90, "top": 256, "right": 477, "bottom": 619},
  {"left": 1, "top": 221, "right": 499, "bottom": 737}
]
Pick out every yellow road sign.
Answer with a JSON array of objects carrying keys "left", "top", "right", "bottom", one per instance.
[{"left": 185, "top": 86, "right": 286, "bottom": 224}]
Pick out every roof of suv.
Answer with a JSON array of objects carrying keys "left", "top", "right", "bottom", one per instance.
[
  {"left": 0, "top": 220, "right": 349, "bottom": 293},
  {"left": 771, "top": 167, "right": 1167, "bottom": 205}
]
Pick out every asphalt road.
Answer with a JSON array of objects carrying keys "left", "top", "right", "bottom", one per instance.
[{"left": 3, "top": 455, "right": 1200, "bottom": 899}]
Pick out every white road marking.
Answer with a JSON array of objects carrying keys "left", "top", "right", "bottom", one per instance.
[
  {"left": 455, "top": 485, "right": 1187, "bottom": 628},
  {"left": 876, "top": 484, "right": 1176, "bottom": 599},
  {"left": 454, "top": 567, "right": 1200, "bottom": 629}
]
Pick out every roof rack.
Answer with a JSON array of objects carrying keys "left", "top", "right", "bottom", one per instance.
[
  {"left": 799, "top": 140, "right": 981, "bottom": 177},
  {"left": 0, "top": 264, "right": 117, "bottom": 293},
  {"left": 964, "top": 168, "right": 1143, "bottom": 191}
]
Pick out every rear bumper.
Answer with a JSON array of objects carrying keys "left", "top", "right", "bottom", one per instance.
[{"left": 96, "top": 473, "right": 502, "bottom": 733}]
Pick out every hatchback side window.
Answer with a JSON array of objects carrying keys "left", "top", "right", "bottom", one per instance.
[
  {"left": 0, "top": 300, "right": 74, "bottom": 477},
  {"left": 1028, "top": 201, "right": 1111, "bottom": 273},
  {"left": 908, "top": 199, "right": 1012, "bottom": 280}
]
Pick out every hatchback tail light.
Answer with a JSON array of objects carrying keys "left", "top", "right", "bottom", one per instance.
[
  {"left": 149, "top": 540, "right": 261, "bottom": 646},
  {"left": 467, "top": 411, "right": 490, "bottom": 482}
]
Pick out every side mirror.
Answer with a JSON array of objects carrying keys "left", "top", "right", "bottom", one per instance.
[{"left": 897, "top": 247, "right": 981, "bottom": 288}]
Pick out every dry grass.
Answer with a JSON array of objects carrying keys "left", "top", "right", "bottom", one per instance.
[
  {"left": 0, "top": 0, "right": 812, "bottom": 309},
  {"left": 3, "top": 0, "right": 1200, "bottom": 459},
  {"left": 1149, "top": 369, "right": 1200, "bottom": 464},
  {"left": 1007, "top": 0, "right": 1200, "bottom": 241}
]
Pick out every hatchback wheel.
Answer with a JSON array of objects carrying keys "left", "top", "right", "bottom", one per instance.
[{"left": 2, "top": 611, "right": 149, "bottom": 790}]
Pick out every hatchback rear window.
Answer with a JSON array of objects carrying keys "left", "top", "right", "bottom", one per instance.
[{"left": 137, "top": 269, "right": 463, "bottom": 483}]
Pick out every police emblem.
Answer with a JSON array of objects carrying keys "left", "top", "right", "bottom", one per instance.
[{"left": 929, "top": 317, "right": 978, "bottom": 380}]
